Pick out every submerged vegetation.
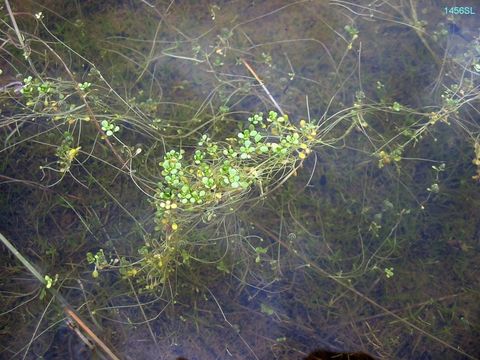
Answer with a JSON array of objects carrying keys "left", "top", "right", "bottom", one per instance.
[{"left": 1, "top": 0, "right": 479, "bottom": 359}]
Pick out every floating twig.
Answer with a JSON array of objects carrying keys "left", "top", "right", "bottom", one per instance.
[
  {"left": 241, "top": 58, "right": 285, "bottom": 116},
  {"left": 0, "top": 232, "right": 121, "bottom": 360}
]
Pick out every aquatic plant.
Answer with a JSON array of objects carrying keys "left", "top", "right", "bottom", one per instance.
[
  {"left": 124, "top": 111, "right": 319, "bottom": 288},
  {"left": 1, "top": 1, "right": 480, "bottom": 359}
]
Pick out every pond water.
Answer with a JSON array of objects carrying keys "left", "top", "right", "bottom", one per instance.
[{"left": 0, "top": 1, "right": 479, "bottom": 359}]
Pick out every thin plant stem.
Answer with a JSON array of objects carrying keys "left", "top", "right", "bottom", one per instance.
[{"left": 0, "top": 232, "right": 122, "bottom": 360}]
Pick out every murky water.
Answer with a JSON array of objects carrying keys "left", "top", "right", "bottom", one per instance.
[{"left": 1, "top": 1, "right": 480, "bottom": 359}]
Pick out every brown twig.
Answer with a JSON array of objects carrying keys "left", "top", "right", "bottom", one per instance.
[
  {"left": 241, "top": 58, "right": 285, "bottom": 116},
  {"left": 0, "top": 232, "right": 121, "bottom": 360},
  {"left": 63, "top": 305, "right": 121, "bottom": 360}
]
